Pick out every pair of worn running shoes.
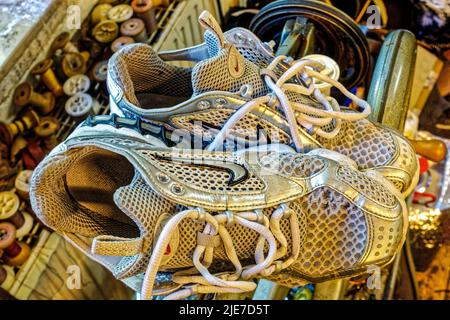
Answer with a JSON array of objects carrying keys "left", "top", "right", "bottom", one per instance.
[{"left": 30, "top": 11, "right": 418, "bottom": 299}]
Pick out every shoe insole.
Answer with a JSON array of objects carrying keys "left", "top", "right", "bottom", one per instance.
[
  {"left": 137, "top": 92, "right": 188, "bottom": 109},
  {"left": 65, "top": 149, "right": 137, "bottom": 228}
]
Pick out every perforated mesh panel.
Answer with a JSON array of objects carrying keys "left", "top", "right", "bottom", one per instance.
[
  {"left": 170, "top": 109, "right": 291, "bottom": 144},
  {"left": 288, "top": 187, "right": 367, "bottom": 277},
  {"left": 368, "top": 221, "right": 402, "bottom": 260},
  {"left": 136, "top": 150, "right": 265, "bottom": 193},
  {"left": 236, "top": 45, "right": 272, "bottom": 68},
  {"left": 337, "top": 166, "right": 397, "bottom": 208},
  {"left": 316, "top": 120, "right": 397, "bottom": 170},
  {"left": 397, "top": 137, "right": 416, "bottom": 172},
  {"left": 259, "top": 153, "right": 326, "bottom": 178},
  {"left": 191, "top": 47, "right": 268, "bottom": 97},
  {"left": 108, "top": 44, "right": 193, "bottom": 107},
  {"left": 205, "top": 31, "right": 221, "bottom": 57}
]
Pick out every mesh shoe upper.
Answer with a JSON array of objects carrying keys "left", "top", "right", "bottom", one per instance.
[
  {"left": 30, "top": 116, "right": 408, "bottom": 298},
  {"left": 107, "top": 12, "right": 418, "bottom": 196}
]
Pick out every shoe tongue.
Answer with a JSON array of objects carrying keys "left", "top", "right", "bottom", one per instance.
[{"left": 191, "top": 11, "right": 267, "bottom": 97}]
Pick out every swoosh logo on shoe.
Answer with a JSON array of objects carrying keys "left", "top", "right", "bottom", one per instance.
[{"left": 155, "top": 155, "right": 249, "bottom": 186}]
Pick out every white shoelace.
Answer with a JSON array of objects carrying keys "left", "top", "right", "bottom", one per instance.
[
  {"left": 206, "top": 55, "right": 372, "bottom": 152},
  {"left": 140, "top": 204, "right": 299, "bottom": 300}
]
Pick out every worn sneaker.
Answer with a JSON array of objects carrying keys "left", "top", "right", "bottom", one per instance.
[
  {"left": 107, "top": 11, "right": 419, "bottom": 196},
  {"left": 30, "top": 114, "right": 407, "bottom": 299}
]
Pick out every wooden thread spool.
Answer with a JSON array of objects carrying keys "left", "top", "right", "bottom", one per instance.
[
  {"left": 0, "top": 222, "right": 30, "bottom": 267},
  {"left": 50, "top": 32, "right": 79, "bottom": 56},
  {"left": 34, "top": 117, "right": 60, "bottom": 152},
  {"left": 107, "top": 4, "right": 134, "bottom": 23},
  {"left": 121, "top": 18, "right": 148, "bottom": 43},
  {"left": 10, "top": 136, "right": 28, "bottom": 163},
  {"left": 61, "top": 52, "right": 88, "bottom": 78},
  {"left": 89, "top": 60, "right": 108, "bottom": 83},
  {"left": 111, "top": 36, "right": 135, "bottom": 53},
  {"left": 14, "top": 171, "right": 34, "bottom": 201},
  {"left": 92, "top": 20, "right": 119, "bottom": 44},
  {"left": 13, "top": 83, "right": 55, "bottom": 115},
  {"left": 0, "top": 191, "right": 33, "bottom": 238},
  {"left": 131, "top": 0, "right": 157, "bottom": 34},
  {"left": 31, "top": 59, "right": 64, "bottom": 97},
  {"left": 0, "top": 265, "right": 15, "bottom": 291},
  {"left": 91, "top": 3, "right": 113, "bottom": 25},
  {"left": 0, "top": 110, "right": 40, "bottom": 144},
  {"left": 65, "top": 93, "right": 96, "bottom": 120}
]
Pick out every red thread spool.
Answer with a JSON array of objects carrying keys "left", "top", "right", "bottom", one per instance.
[{"left": 0, "top": 222, "right": 30, "bottom": 266}]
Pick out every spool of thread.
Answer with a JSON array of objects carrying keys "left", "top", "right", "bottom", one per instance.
[
  {"left": 0, "top": 222, "right": 30, "bottom": 267},
  {"left": 111, "top": 36, "right": 135, "bottom": 53},
  {"left": 131, "top": 0, "right": 157, "bottom": 34},
  {"left": 0, "top": 265, "right": 15, "bottom": 291},
  {"left": 61, "top": 52, "right": 88, "bottom": 78},
  {"left": 22, "top": 141, "right": 45, "bottom": 170},
  {"left": 10, "top": 136, "right": 28, "bottom": 162},
  {"left": 13, "top": 83, "right": 55, "bottom": 115},
  {"left": 89, "top": 60, "right": 108, "bottom": 83},
  {"left": 34, "top": 117, "right": 60, "bottom": 138},
  {"left": 0, "top": 191, "right": 33, "bottom": 238},
  {"left": 121, "top": 18, "right": 148, "bottom": 43},
  {"left": 65, "top": 93, "right": 97, "bottom": 120},
  {"left": 15, "top": 171, "right": 34, "bottom": 201},
  {"left": 31, "top": 59, "right": 64, "bottom": 97},
  {"left": 50, "top": 32, "right": 79, "bottom": 56},
  {"left": 0, "top": 110, "right": 40, "bottom": 144},
  {"left": 107, "top": 4, "right": 134, "bottom": 23},
  {"left": 34, "top": 117, "right": 60, "bottom": 152},
  {"left": 92, "top": 20, "right": 119, "bottom": 44},
  {"left": 91, "top": 3, "right": 113, "bottom": 25},
  {"left": 63, "top": 74, "right": 91, "bottom": 96}
]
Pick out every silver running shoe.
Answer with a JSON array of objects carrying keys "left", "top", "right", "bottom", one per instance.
[
  {"left": 107, "top": 11, "right": 419, "bottom": 196},
  {"left": 30, "top": 115, "right": 408, "bottom": 299}
]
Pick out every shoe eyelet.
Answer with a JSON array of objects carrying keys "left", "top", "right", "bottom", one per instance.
[
  {"left": 157, "top": 172, "right": 170, "bottom": 184},
  {"left": 171, "top": 183, "right": 185, "bottom": 195},
  {"left": 234, "top": 32, "right": 245, "bottom": 43},
  {"left": 197, "top": 100, "right": 210, "bottom": 110},
  {"left": 215, "top": 98, "right": 227, "bottom": 107}
]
